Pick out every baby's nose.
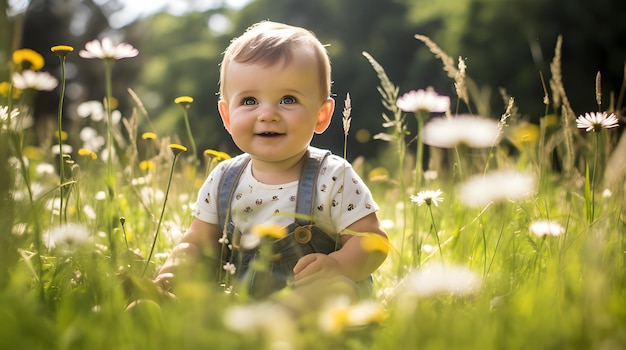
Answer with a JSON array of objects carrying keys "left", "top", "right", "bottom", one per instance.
[{"left": 257, "top": 104, "right": 280, "bottom": 121}]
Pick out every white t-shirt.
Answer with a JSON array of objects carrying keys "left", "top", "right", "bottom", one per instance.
[{"left": 193, "top": 151, "right": 379, "bottom": 237}]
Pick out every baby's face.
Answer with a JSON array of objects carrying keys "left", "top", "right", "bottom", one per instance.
[{"left": 219, "top": 49, "right": 333, "bottom": 169}]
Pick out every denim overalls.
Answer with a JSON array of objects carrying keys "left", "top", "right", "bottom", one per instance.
[{"left": 217, "top": 147, "right": 346, "bottom": 298}]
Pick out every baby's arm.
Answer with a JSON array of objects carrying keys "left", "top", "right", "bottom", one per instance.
[
  {"left": 292, "top": 212, "right": 388, "bottom": 285},
  {"left": 154, "top": 218, "right": 221, "bottom": 290}
]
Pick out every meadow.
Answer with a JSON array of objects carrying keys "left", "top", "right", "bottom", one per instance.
[{"left": 1, "top": 35, "right": 624, "bottom": 350}]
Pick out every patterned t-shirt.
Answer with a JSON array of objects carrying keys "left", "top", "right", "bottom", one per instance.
[{"left": 193, "top": 151, "right": 379, "bottom": 237}]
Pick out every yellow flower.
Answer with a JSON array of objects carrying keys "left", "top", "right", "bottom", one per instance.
[
  {"left": 251, "top": 224, "right": 287, "bottom": 239},
  {"left": 13, "top": 48, "right": 44, "bottom": 71},
  {"left": 508, "top": 122, "right": 539, "bottom": 149},
  {"left": 139, "top": 160, "right": 155, "bottom": 171},
  {"left": 360, "top": 234, "right": 390, "bottom": 254},
  {"left": 368, "top": 167, "right": 389, "bottom": 182},
  {"left": 174, "top": 96, "right": 194, "bottom": 105},
  {"left": 56, "top": 130, "right": 68, "bottom": 141},
  {"left": 141, "top": 132, "right": 157, "bottom": 140},
  {"left": 51, "top": 45, "right": 75, "bottom": 57},
  {"left": 169, "top": 143, "right": 188, "bottom": 155},
  {"left": 0, "top": 81, "right": 22, "bottom": 99},
  {"left": 542, "top": 114, "right": 560, "bottom": 128},
  {"left": 204, "top": 149, "right": 231, "bottom": 161},
  {"left": 78, "top": 148, "right": 98, "bottom": 160}
]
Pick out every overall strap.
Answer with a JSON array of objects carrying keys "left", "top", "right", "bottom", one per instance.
[
  {"left": 294, "top": 147, "right": 331, "bottom": 226},
  {"left": 217, "top": 153, "right": 251, "bottom": 232}
]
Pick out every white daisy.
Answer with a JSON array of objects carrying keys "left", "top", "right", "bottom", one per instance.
[
  {"left": 396, "top": 88, "right": 450, "bottom": 113},
  {"left": 576, "top": 112, "right": 619, "bottom": 132},
  {"left": 402, "top": 263, "right": 481, "bottom": 297},
  {"left": 12, "top": 70, "right": 58, "bottom": 91},
  {"left": 529, "top": 220, "right": 565, "bottom": 237},
  {"left": 458, "top": 170, "right": 535, "bottom": 208},
  {"left": 79, "top": 38, "right": 138, "bottom": 60},
  {"left": 410, "top": 189, "right": 444, "bottom": 207},
  {"left": 423, "top": 114, "right": 501, "bottom": 148}
]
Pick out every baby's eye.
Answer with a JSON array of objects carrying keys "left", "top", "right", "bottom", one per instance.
[
  {"left": 280, "top": 96, "right": 297, "bottom": 105},
  {"left": 241, "top": 97, "right": 257, "bottom": 106}
]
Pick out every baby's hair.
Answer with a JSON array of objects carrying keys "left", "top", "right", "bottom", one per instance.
[{"left": 219, "top": 21, "right": 331, "bottom": 101}]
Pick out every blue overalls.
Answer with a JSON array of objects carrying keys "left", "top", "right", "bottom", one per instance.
[{"left": 216, "top": 147, "right": 371, "bottom": 298}]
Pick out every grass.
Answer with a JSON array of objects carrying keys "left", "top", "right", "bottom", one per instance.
[{"left": 1, "top": 35, "right": 625, "bottom": 349}]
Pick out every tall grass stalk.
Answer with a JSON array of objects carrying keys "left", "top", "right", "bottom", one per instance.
[{"left": 143, "top": 144, "right": 187, "bottom": 277}]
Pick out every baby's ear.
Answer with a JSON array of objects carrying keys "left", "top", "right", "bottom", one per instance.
[
  {"left": 314, "top": 98, "right": 335, "bottom": 134},
  {"left": 218, "top": 100, "right": 232, "bottom": 133}
]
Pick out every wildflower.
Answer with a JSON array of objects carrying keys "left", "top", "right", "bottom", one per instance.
[
  {"left": 79, "top": 127, "right": 105, "bottom": 152},
  {"left": 410, "top": 189, "right": 444, "bottom": 207},
  {"left": 319, "top": 296, "right": 388, "bottom": 333},
  {"left": 139, "top": 160, "right": 155, "bottom": 171},
  {"left": 79, "top": 38, "right": 138, "bottom": 60},
  {"left": 576, "top": 112, "right": 619, "bottom": 132},
  {"left": 457, "top": 170, "right": 535, "bottom": 208},
  {"left": 169, "top": 143, "right": 188, "bottom": 155},
  {"left": 42, "top": 223, "right": 92, "bottom": 255},
  {"left": 50, "top": 45, "right": 74, "bottom": 57},
  {"left": 422, "top": 114, "right": 501, "bottom": 148},
  {"left": 368, "top": 166, "right": 389, "bottom": 182},
  {"left": 141, "top": 132, "right": 157, "bottom": 140},
  {"left": 13, "top": 48, "right": 44, "bottom": 71},
  {"left": 204, "top": 149, "right": 231, "bottom": 161},
  {"left": 223, "top": 262, "right": 237, "bottom": 275},
  {"left": 12, "top": 70, "right": 58, "bottom": 91},
  {"left": 360, "top": 233, "right": 390, "bottom": 254},
  {"left": 396, "top": 88, "right": 450, "bottom": 113},
  {"left": 56, "top": 130, "right": 68, "bottom": 141},
  {"left": 251, "top": 224, "right": 287, "bottom": 239},
  {"left": 0, "top": 81, "right": 22, "bottom": 99},
  {"left": 174, "top": 95, "right": 194, "bottom": 106},
  {"left": 0, "top": 105, "right": 20, "bottom": 124},
  {"left": 223, "top": 302, "right": 295, "bottom": 346},
  {"left": 508, "top": 121, "right": 540, "bottom": 149},
  {"left": 401, "top": 263, "right": 481, "bottom": 297},
  {"left": 51, "top": 144, "right": 73, "bottom": 155},
  {"left": 529, "top": 220, "right": 565, "bottom": 237},
  {"left": 77, "top": 148, "right": 97, "bottom": 160}
]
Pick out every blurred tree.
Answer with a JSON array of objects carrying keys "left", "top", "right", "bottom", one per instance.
[{"left": 6, "top": 0, "right": 625, "bottom": 161}]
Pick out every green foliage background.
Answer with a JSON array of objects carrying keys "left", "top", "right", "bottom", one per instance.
[{"left": 3, "top": 0, "right": 625, "bottom": 160}]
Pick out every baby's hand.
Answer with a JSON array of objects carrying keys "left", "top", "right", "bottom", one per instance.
[
  {"left": 153, "top": 272, "right": 175, "bottom": 295},
  {"left": 292, "top": 253, "right": 342, "bottom": 287}
]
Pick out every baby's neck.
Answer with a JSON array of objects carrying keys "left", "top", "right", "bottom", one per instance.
[{"left": 250, "top": 155, "right": 306, "bottom": 185}]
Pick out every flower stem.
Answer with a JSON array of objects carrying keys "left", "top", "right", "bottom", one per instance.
[
  {"left": 182, "top": 108, "right": 197, "bottom": 165},
  {"left": 143, "top": 152, "right": 180, "bottom": 277},
  {"left": 414, "top": 111, "right": 426, "bottom": 191},
  {"left": 56, "top": 54, "right": 67, "bottom": 223},
  {"left": 428, "top": 205, "right": 443, "bottom": 263}
]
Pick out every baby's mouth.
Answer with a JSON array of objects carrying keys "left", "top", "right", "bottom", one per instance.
[{"left": 256, "top": 132, "right": 284, "bottom": 137}]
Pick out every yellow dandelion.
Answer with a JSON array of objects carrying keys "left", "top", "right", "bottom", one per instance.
[
  {"left": 508, "top": 122, "right": 540, "bottom": 149},
  {"left": 169, "top": 143, "right": 188, "bottom": 156},
  {"left": 174, "top": 96, "right": 194, "bottom": 105},
  {"left": 542, "top": 114, "right": 560, "bottom": 128},
  {"left": 55, "top": 130, "right": 68, "bottom": 141},
  {"left": 13, "top": 48, "right": 44, "bottom": 71},
  {"left": 360, "top": 234, "right": 390, "bottom": 254},
  {"left": 368, "top": 167, "right": 389, "bottom": 182},
  {"left": 139, "top": 160, "right": 155, "bottom": 171},
  {"left": 141, "top": 132, "right": 157, "bottom": 140},
  {"left": 22, "top": 146, "right": 45, "bottom": 160},
  {"left": 51, "top": 45, "right": 74, "bottom": 57},
  {"left": 0, "top": 81, "right": 22, "bottom": 99},
  {"left": 77, "top": 148, "right": 97, "bottom": 160},
  {"left": 204, "top": 149, "right": 231, "bottom": 161},
  {"left": 251, "top": 224, "right": 287, "bottom": 239}
]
